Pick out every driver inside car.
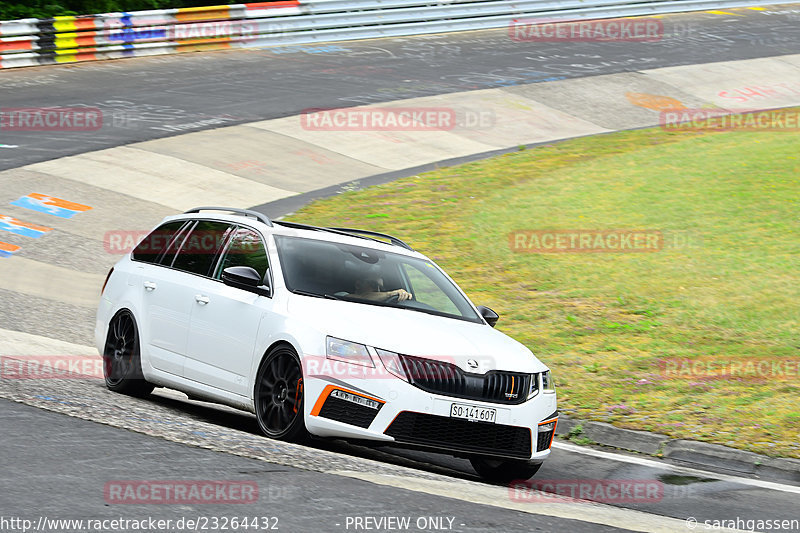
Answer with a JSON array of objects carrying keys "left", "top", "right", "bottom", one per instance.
[{"left": 352, "top": 276, "right": 412, "bottom": 302}]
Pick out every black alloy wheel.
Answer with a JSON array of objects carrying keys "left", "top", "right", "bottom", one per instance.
[
  {"left": 254, "top": 345, "right": 307, "bottom": 442},
  {"left": 103, "top": 311, "right": 153, "bottom": 396}
]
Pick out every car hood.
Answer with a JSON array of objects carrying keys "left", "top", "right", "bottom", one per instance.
[{"left": 288, "top": 296, "right": 547, "bottom": 374}]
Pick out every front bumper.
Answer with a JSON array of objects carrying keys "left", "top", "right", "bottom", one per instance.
[{"left": 303, "top": 368, "right": 558, "bottom": 462}]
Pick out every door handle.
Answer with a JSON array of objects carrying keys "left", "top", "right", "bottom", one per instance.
[
  {"left": 143, "top": 281, "right": 157, "bottom": 291},
  {"left": 195, "top": 295, "right": 210, "bottom": 305}
]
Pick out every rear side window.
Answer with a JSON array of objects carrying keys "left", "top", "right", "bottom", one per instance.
[
  {"left": 171, "top": 221, "right": 233, "bottom": 277},
  {"left": 131, "top": 221, "right": 187, "bottom": 264},
  {"left": 213, "top": 227, "right": 269, "bottom": 282}
]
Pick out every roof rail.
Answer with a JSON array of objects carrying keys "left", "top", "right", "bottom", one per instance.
[
  {"left": 328, "top": 227, "right": 413, "bottom": 251},
  {"left": 183, "top": 206, "right": 273, "bottom": 227},
  {"left": 274, "top": 220, "right": 413, "bottom": 251}
]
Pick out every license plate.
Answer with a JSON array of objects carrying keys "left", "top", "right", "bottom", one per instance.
[{"left": 450, "top": 403, "right": 496, "bottom": 423}]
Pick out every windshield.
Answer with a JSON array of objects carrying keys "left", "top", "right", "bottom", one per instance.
[{"left": 274, "top": 235, "right": 482, "bottom": 323}]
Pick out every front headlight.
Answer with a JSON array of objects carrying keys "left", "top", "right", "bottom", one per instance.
[
  {"left": 326, "top": 336, "right": 374, "bottom": 368},
  {"left": 542, "top": 370, "right": 556, "bottom": 393},
  {"left": 528, "top": 373, "right": 539, "bottom": 399},
  {"left": 376, "top": 348, "right": 408, "bottom": 381}
]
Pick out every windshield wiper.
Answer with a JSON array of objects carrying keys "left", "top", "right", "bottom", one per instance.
[
  {"left": 342, "top": 295, "right": 480, "bottom": 322},
  {"left": 291, "top": 290, "right": 341, "bottom": 300},
  {"left": 336, "top": 295, "right": 405, "bottom": 309}
]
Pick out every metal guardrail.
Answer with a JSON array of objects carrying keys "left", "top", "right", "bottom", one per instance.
[{"left": 0, "top": 0, "right": 789, "bottom": 69}]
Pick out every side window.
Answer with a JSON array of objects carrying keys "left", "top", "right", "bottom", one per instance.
[
  {"left": 157, "top": 220, "right": 194, "bottom": 267},
  {"left": 213, "top": 227, "right": 269, "bottom": 282},
  {"left": 403, "top": 264, "right": 459, "bottom": 316},
  {"left": 171, "top": 221, "right": 233, "bottom": 277},
  {"left": 131, "top": 221, "right": 187, "bottom": 264}
]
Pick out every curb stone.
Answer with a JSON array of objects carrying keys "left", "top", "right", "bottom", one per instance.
[{"left": 555, "top": 415, "right": 800, "bottom": 484}]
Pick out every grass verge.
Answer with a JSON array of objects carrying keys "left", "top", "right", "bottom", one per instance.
[{"left": 287, "top": 123, "right": 800, "bottom": 458}]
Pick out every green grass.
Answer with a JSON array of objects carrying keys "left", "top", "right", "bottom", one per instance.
[{"left": 287, "top": 123, "right": 800, "bottom": 458}]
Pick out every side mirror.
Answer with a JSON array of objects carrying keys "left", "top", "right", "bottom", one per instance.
[
  {"left": 477, "top": 305, "right": 499, "bottom": 327},
  {"left": 222, "top": 266, "right": 271, "bottom": 297}
]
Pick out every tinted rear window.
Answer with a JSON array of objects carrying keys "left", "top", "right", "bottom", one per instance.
[{"left": 131, "top": 221, "right": 187, "bottom": 264}]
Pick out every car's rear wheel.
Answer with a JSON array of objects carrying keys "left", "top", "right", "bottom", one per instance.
[
  {"left": 103, "top": 311, "right": 154, "bottom": 397},
  {"left": 255, "top": 345, "right": 307, "bottom": 442},
  {"left": 470, "top": 457, "right": 542, "bottom": 483}
]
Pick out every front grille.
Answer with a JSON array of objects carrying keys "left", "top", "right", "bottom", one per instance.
[
  {"left": 318, "top": 394, "right": 381, "bottom": 429},
  {"left": 398, "top": 354, "right": 534, "bottom": 405},
  {"left": 385, "top": 411, "right": 531, "bottom": 459},
  {"left": 537, "top": 429, "right": 555, "bottom": 452}
]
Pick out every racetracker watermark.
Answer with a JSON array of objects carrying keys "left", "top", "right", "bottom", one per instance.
[
  {"left": 301, "top": 107, "right": 466, "bottom": 131},
  {"left": 303, "top": 354, "right": 498, "bottom": 381},
  {"left": 0, "top": 107, "right": 102, "bottom": 131},
  {"left": 104, "top": 481, "right": 258, "bottom": 505},
  {"left": 510, "top": 479, "right": 664, "bottom": 504},
  {"left": 103, "top": 229, "right": 259, "bottom": 255},
  {"left": 0, "top": 355, "right": 103, "bottom": 380},
  {"left": 509, "top": 17, "right": 663, "bottom": 42},
  {"left": 509, "top": 230, "right": 664, "bottom": 253},
  {"left": 106, "top": 20, "right": 288, "bottom": 43},
  {"left": 660, "top": 108, "right": 800, "bottom": 131},
  {"left": 660, "top": 358, "right": 800, "bottom": 380}
]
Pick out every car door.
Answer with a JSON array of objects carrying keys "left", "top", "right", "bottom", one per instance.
[
  {"left": 185, "top": 225, "right": 273, "bottom": 397},
  {"left": 132, "top": 219, "right": 195, "bottom": 376},
  {"left": 142, "top": 219, "right": 234, "bottom": 376}
]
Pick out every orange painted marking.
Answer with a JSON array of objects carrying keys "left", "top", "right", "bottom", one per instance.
[
  {"left": 28, "top": 193, "right": 92, "bottom": 212},
  {"left": 0, "top": 40, "right": 33, "bottom": 52},
  {"left": 74, "top": 19, "right": 97, "bottom": 31},
  {"left": 175, "top": 6, "right": 232, "bottom": 22},
  {"left": 626, "top": 92, "right": 687, "bottom": 112},
  {"left": 0, "top": 241, "right": 21, "bottom": 254}
]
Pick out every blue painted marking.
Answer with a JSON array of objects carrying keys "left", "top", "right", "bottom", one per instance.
[
  {"left": 11, "top": 196, "right": 79, "bottom": 218},
  {"left": 0, "top": 216, "right": 49, "bottom": 238}
]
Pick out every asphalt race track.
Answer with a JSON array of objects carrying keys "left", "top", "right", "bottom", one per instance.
[
  {"left": 1, "top": 7, "right": 799, "bottom": 171},
  {"left": 1, "top": 5, "right": 800, "bottom": 532}
]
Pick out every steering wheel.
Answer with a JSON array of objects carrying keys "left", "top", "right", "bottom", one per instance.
[{"left": 385, "top": 293, "right": 400, "bottom": 304}]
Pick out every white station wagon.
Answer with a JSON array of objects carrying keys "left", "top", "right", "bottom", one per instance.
[{"left": 97, "top": 207, "right": 558, "bottom": 482}]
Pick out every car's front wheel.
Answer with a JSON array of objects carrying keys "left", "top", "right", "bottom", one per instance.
[
  {"left": 103, "top": 310, "right": 154, "bottom": 397},
  {"left": 470, "top": 457, "right": 542, "bottom": 483},
  {"left": 254, "top": 345, "right": 307, "bottom": 442}
]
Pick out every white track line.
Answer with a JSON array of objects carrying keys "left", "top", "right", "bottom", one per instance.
[
  {"left": 334, "top": 471, "right": 749, "bottom": 533},
  {"left": 553, "top": 441, "right": 800, "bottom": 494}
]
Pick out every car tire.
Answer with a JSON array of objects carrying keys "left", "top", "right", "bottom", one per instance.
[
  {"left": 469, "top": 457, "right": 542, "bottom": 483},
  {"left": 103, "top": 310, "right": 154, "bottom": 397},
  {"left": 254, "top": 344, "right": 308, "bottom": 442}
]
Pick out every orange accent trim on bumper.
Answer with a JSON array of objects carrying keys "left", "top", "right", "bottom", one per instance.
[
  {"left": 310, "top": 384, "right": 384, "bottom": 417},
  {"left": 538, "top": 416, "right": 559, "bottom": 450}
]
